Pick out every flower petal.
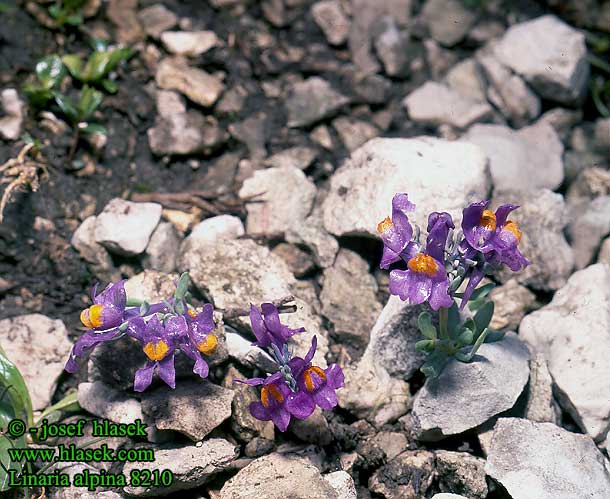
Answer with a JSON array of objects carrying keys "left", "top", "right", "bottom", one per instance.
[
  {"left": 286, "top": 391, "right": 316, "bottom": 419},
  {"left": 426, "top": 211, "right": 454, "bottom": 262},
  {"left": 134, "top": 362, "right": 155, "bottom": 392},
  {"left": 249, "top": 304, "right": 271, "bottom": 347},
  {"left": 165, "top": 315, "right": 187, "bottom": 342},
  {"left": 312, "top": 385, "right": 338, "bottom": 410},
  {"left": 270, "top": 407, "right": 291, "bottom": 432},
  {"left": 249, "top": 401, "right": 272, "bottom": 421},
  {"left": 495, "top": 204, "right": 519, "bottom": 227},
  {"left": 156, "top": 354, "right": 176, "bottom": 389},
  {"left": 303, "top": 335, "right": 317, "bottom": 365},
  {"left": 325, "top": 363, "right": 345, "bottom": 390},
  {"left": 428, "top": 278, "right": 453, "bottom": 311}
]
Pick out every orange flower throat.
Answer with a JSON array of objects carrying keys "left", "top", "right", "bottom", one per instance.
[
  {"left": 504, "top": 220, "right": 522, "bottom": 243},
  {"left": 80, "top": 304, "right": 103, "bottom": 328},
  {"left": 303, "top": 366, "right": 327, "bottom": 392},
  {"left": 261, "top": 384, "right": 284, "bottom": 408},
  {"left": 197, "top": 334, "right": 217, "bottom": 355},
  {"left": 479, "top": 209, "right": 497, "bottom": 231},
  {"left": 407, "top": 254, "right": 438, "bottom": 277},
  {"left": 143, "top": 340, "right": 170, "bottom": 361},
  {"left": 377, "top": 216, "right": 393, "bottom": 234}
]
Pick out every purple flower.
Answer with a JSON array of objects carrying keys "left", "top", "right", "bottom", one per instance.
[
  {"left": 377, "top": 193, "right": 419, "bottom": 269},
  {"left": 461, "top": 201, "right": 529, "bottom": 272},
  {"left": 236, "top": 373, "right": 292, "bottom": 432},
  {"left": 285, "top": 337, "right": 345, "bottom": 419},
  {"left": 250, "top": 303, "right": 305, "bottom": 349},
  {"left": 79, "top": 280, "right": 126, "bottom": 331},
  {"left": 389, "top": 250, "right": 452, "bottom": 310},
  {"left": 425, "top": 211, "right": 454, "bottom": 263},
  {"left": 64, "top": 327, "right": 122, "bottom": 373},
  {"left": 179, "top": 304, "right": 217, "bottom": 379},
  {"left": 128, "top": 315, "right": 178, "bottom": 392}
]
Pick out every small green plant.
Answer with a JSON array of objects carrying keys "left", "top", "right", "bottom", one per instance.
[
  {"left": 62, "top": 38, "right": 132, "bottom": 93},
  {"left": 22, "top": 55, "right": 67, "bottom": 108},
  {"left": 0, "top": 345, "right": 79, "bottom": 495},
  {"left": 47, "top": 0, "right": 88, "bottom": 28}
]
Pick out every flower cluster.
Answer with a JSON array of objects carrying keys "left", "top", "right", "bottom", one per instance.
[
  {"left": 235, "top": 304, "right": 344, "bottom": 432},
  {"left": 65, "top": 273, "right": 218, "bottom": 392},
  {"left": 377, "top": 193, "right": 530, "bottom": 376}
]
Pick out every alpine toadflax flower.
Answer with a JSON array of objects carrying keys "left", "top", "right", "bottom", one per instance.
[
  {"left": 250, "top": 302, "right": 305, "bottom": 349},
  {"left": 461, "top": 200, "right": 529, "bottom": 272},
  {"left": 377, "top": 193, "right": 419, "bottom": 269},
  {"left": 236, "top": 306, "right": 344, "bottom": 432},
  {"left": 79, "top": 280, "right": 127, "bottom": 330}
]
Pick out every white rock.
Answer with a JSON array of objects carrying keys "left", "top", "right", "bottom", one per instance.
[
  {"left": 598, "top": 237, "right": 610, "bottom": 264},
  {"left": 219, "top": 454, "right": 339, "bottom": 498},
  {"left": 489, "top": 279, "right": 536, "bottom": 331},
  {"left": 94, "top": 198, "right": 162, "bottom": 256},
  {"left": 311, "top": 0, "right": 350, "bottom": 46},
  {"left": 160, "top": 30, "right": 219, "bottom": 57},
  {"left": 285, "top": 206, "right": 339, "bottom": 269},
  {"left": 493, "top": 15, "right": 589, "bottom": 104},
  {"left": 321, "top": 137, "right": 490, "bottom": 238},
  {"left": 138, "top": 4, "right": 178, "bottom": 38},
  {"left": 77, "top": 381, "right": 143, "bottom": 425},
  {"left": 421, "top": 0, "right": 476, "bottom": 46},
  {"left": 124, "top": 270, "right": 177, "bottom": 303},
  {"left": 464, "top": 121, "right": 563, "bottom": 192},
  {"left": 520, "top": 264, "right": 610, "bottom": 441},
  {"left": 525, "top": 353, "right": 560, "bottom": 424},
  {"left": 432, "top": 495, "right": 469, "bottom": 499},
  {"left": 332, "top": 117, "right": 379, "bottom": 152},
  {"left": 264, "top": 146, "right": 318, "bottom": 170},
  {"left": 412, "top": 332, "right": 530, "bottom": 441},
  {"left": 404, "top": 81, "right": 492, "bottom": 129},
  {"left": 123, "top": 439, "right": 238, "bottom": 496},
  {"left": 348, "top": 0, "right": 413, "bottom": 74},
  {"left": 71, "top": 216, "right": 116, "bottom": 280},
  {"left": 225, "top": 330, "right": 277, "bottom": 373},
  {"left": 323, "top": 471, "right": 357, "bottom": 499},
  {"left": 286, "top": 77, "right": 349, "bottom": 128},
  {"left": 372, "top": 16, "right": 410, "bottom": 77},
  {"left": 0, "top": 88, "right": 25, "bottom": 140},
  {"left": 485, "top": 418, "right": 610, "bottom": 499},
  {"left": 156, "top": 57, "right": 224, "bottom": 107},
  {"left": 476, "top": 47, "right": 540, "bottom": 127},
  {"left": 568, "top": 196, "right": 610, "bottom": 269},
  {"left": 143, "top": 221, "right": 180, "bottom": 272},
  {"left": 239, "top": 166, "right": 317, "bottom": 235},
  {"left": 0, "top": 314, "right": 72, "bottom": 410},
  {"left": 445, "top": 58, "right": 487, "bottom": 103},
  {"left": 181, "top": 215, "right": 244, "bottom": 255},
  {"left": 337, "top": 356, "right": 410, "bottom": 427},
  {"left": 179, "top": 238, "right": 328, "bottom": 365},
  {"left": 595, "top": 117, "right": 610, "bottom": 156}
]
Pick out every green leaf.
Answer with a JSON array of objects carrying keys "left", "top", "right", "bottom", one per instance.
[
  {"left": 90, "top": 37, "right": 109, "bottom": 52},
  {"left": 468, "top": 282, "right": 495, "bottom": 302},
  {"left": 62, "top": 54, "right": 85, "bottom": 80},
  {"left": 420, "top": 351, "right": 450, "bottom": 378},
  {"left": 35, "top": 55, "right": 66, "bottom": 89},
  {"left": 473, "top": 301, "right": 494, "bottom": 335},
  {"left": 36, "top": 391, "right": 79, "bottom": 424},
  {"left": 446, "top": 302, "right": 460, "bottom": 338},
  {"left": 484, "top": 329, "right": 506, "bottom": 343},
  {"left": 0, "top": 349, "right": 33, "bottom": 428},
  {"left": 54, "top": 93, "right": 79, "bottom": 122},
  {"left": 77, "top": 85, "right": 103, "bottom": 118},
  {"left": 415, "top": 339, "right": 435, "bottom": 352},
  {"left": 459, "top": 328, "right": 490, "bottom": 363},
  {"left": 417, "top": 312, "right": 437, "bottom": 340},
  {"left": 457, "top": 328, "right": 474, "bottom": 347},
  {"left": 101, "top": 79, "right": 118, "bottom": 94},
  {"left": 79, "top": 122, "right": 107, "bottom": 135},
  {"left": 0, "top": 433, "right": 27, "bottom": 492},
  {"left": 82, "top": 51, "right": 113, "bottom": 81},
  {"left": 65, "top": 12, "right": 84, "bottom": 26},
  {"left": 22, "top": 85, "right": 54, "bottom": 107},
  {"left": 174, "top": 272, "right": 190, "bottom": 302}
]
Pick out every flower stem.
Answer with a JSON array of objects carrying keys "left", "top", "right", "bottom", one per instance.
[{"left": 439, "top": 306, "right": 449, "bottom": 340}]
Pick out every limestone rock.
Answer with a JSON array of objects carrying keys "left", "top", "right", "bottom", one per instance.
[
  {"left": 77, "top": 381, "right": 143, "bottom": 425},
  {"left": 421, "top": 0, "right": 476, "bottom": 46},
  {"left": 285, "top": 77, "right": 349, "bottom": 128},
  {"left": 156, "top": 57, "right": 224, "bottom": 107},
  {"left": 160, "top": 30, "right": 220, "bottom": 57},
  {"left": 311, "top": 0, "right": 350, "bottom": 46}
]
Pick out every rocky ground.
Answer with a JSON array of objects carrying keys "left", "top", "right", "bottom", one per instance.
[{"left": 1, "top": 0, "right": 610, "bottom": 498}]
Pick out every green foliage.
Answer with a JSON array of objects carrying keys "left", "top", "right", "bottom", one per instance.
[
  {"left": 54, "top": 85, "right": 106, "bottom": 135},
  {"left": 62, "top": 39, "right": 132, "bottom": 92},
  {"left": 0, "top": 347, "right": 32, "bottom": 491},
  {"left": 0, "top": 346, "right": 80, "bottom": 491},
  {"left": 48, "top": 0, "right": 88, "bottom": 28},
  {"left": 22, "top": 55, "right": 67, "bottom": 107},
  {"left": 417, "top": 288, "right": 506, "bottom": 378}
]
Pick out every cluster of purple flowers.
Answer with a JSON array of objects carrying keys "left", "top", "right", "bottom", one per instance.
[
  {"left": 236, "top": 304, "right": 344, "bottom": 432},
  {"left": 65, "top": 276, "right": 218, "bottom": 392},
  {"left": 378, "top": 193, "right": 529, "bottom": 310}
]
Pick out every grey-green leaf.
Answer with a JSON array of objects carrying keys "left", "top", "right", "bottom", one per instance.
[{"left": 417, "top": 312, "right": 437, "bottom": 340}]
